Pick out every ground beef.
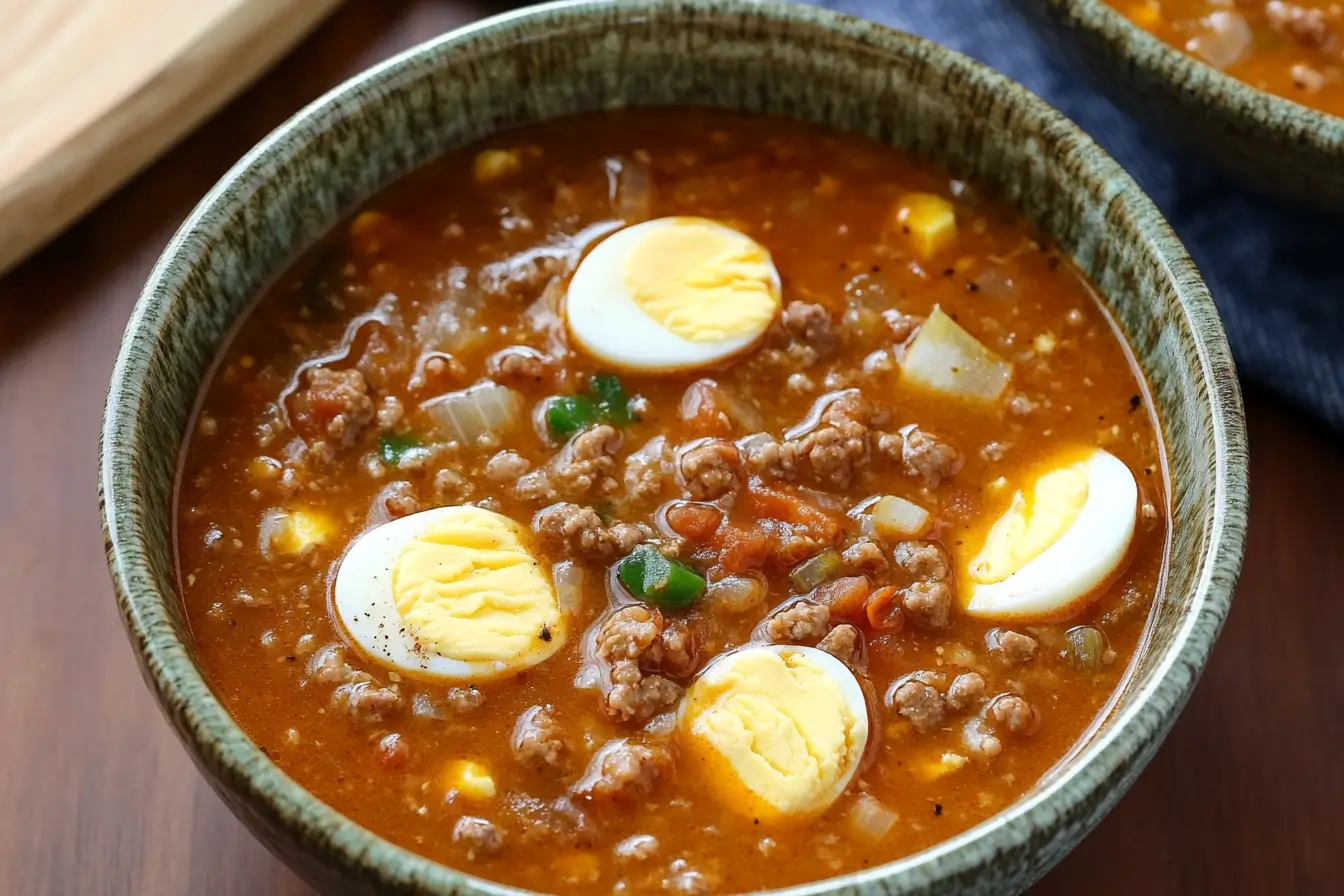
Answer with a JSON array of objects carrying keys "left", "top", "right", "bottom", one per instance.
[
  {"left": 290, "top": 367, "right": 374, "bottom": 449},
  {"left": 551, "top": 425, "right": 621, "bottom": 497},
  {"left": 486, "top": 346, "right": 551, "bottom": 385},
  {"left": 331, "top": 680, "right": 403, "bottom": 722},
  {"left": 484, "top": 450, "right": 530, "bottom": 482},
  {"left": 739, "top": 434, "right": 784, "bottom": 477},
  {"left": 375, "top": 480, "right": 421, "bottom": 518},
  {"left": 893, "top": 541, "right": 950, "bottom": 580},
  {"left": 503, "top": 794, "right": 595, "bottom": 848},
  {"left": 532, "top": 503, "right": 649, "bottom": 562},
  {"left": 888, "top": 678, "right": 945, "bottom": 732},
  {"left": 990, "top": 629, "right": 1038, "bottom": 664},
  {"left": 900, "top": 426, "right": 963, "bottom": 488},
  {"left": 989, "top": 695, "right": 1041, "bottom": 735},
  {"left": 624, "top": 436, "right": 675, "bottom": 503},
  {"left": 478, "top": 252, "right": 565, "bottom": 303},
  {"left": 614, "top": 834, "right": 659, "bottom": 863},
  {"left": 446, "top": 686, "right": 486, "bottom": 713},
  {"left": 782, "top": 301, "right": 839, "bottom": 356},
  {"left": 306, "top": 643, "right": 356, "bottom": 684},
  {"left": 883, "top": 309, "right": 924, "bottom": 343},
  {"left": 593, "top": 606, "right": 692, "bottom": 722},
  {"left": 577, "top": 739, "right": 673, "bottom": 801},
  {"left": 435, "top": 468, "right": 473, "bottom": 502},
  {"left": 764, "top": 600, "right": 832, "bottom": 644},
  {"left": 842, "top": 540, "right": 888, "bottom": 575},
  {"left": 817, "top": 623, "right": 864, "bottom": 671},
  {"left": 1266, "top": 2, "right": 1335, "bottom": 49},
  {"left": 962, "top": 717, "right": 1002, "bottom": 761},
  {"left": 375, "top": 395, "right": 404, "bottom": 431},
  {"left": 946, "top": 672, "right": 987, "bottom": 711},
  {"left": 679, "top": 439, "right": 740, "bottom": 500},
  {"left": 780, "top": 420, "right": 870, "bottom": 488},
  {"left": 512, "top": 705, "right": 570, "bottom": 773},
  {"left": 453, "top": 816, "right": 504, "bottom": 857},
  {"left": 902, "top": 581, "right": 953, "bottom": 629}
]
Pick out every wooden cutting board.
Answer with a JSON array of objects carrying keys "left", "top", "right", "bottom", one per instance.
[{"left": 0, "top": 0, "right": 343, "bottom": 276}]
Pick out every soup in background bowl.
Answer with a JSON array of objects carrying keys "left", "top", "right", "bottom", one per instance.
[
  {"left": 101, "top": 2, "right": 1247, "bottom": 895},
  {"left": 1012, "top": 0, "right": 1344, "bottom": 209}
]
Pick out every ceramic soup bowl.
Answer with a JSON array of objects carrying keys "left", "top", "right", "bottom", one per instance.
[{"left": 101, "top": 2, "right": 1248, "bottom": 893}]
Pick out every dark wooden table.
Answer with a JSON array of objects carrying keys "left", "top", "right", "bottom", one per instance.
[{"left": 0, "top": 2, "right": 1337, "bottom": 892}]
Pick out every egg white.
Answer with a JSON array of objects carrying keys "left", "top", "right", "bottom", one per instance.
[
  {"left": 679, "top": 644, "right": 869, "bottom": 817},
  {"left": 565, "top": 217, "right": 781, "bottom": 372},
  {"left": 964, "top": 448, "right": 1138, "bottom": 622},
  {"left": 332, "top": 506, "right": 564, "bottom": 682}
]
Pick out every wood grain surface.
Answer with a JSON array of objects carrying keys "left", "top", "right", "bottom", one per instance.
[
  {"left": 0, "top": 2, "right": 1335, "bottom": 893},
  {"left": 0, "top": 0, "right": 342, "bottom": 276}
]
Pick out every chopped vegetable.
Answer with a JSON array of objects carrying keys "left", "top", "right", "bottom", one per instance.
[
  {"left": 871, "top": 495, "right": 932, "bottom": 540},
  {"left": 864, "top": 585, "right": 904, "bottom": 631},
  {"left": 1065, "top": 626, "right": 1109, "bottom": 672},
  {"left": 552, "top": 561, "right": 587, "bottom": 615},
  {"left": 790, "top": 548, "right": 843, "bottom": 592},
  {"left": 812, "top": 575, "right": 873, "bottom": 621},
  {"left": 714, "top": 522, "right": 771, "bottom": 574},
  {"left": 443, "top": 759, "right": 496, "bottom": 800},
  {"left": 421, "top": 382, "right": 522, "bottom": 444},
  {"left": 892, "top": 193, "right": 958, "bottom": 260},
  {"left": 900, "top": 306, "right": 1012, "bottom": 403},
  {"left": 378, "top": 432, "right": 420, "bottom": 466},
  {"left": 664, "top": 502, "right": 724, "bottom": 542},
  {"left": 546, "top": 374, "right": 637, "bottom": 437},
  {"left": 589, "top": 373, "right": 633, "bottom": 424},
  {"left": 259, "top": 508, "right": 331, "bottom": 559},
  {"left": 473, "top": 148, "right": 523, "bottom": 183},
  {"left": 847, "top": 794, "right": 899, "bottom": 842},
  {"left": 546, "top": 395, "right": 600, "bottom": 436},
  {"left": 1186, "top": 11, "right": 1251, "bottom": 71},
  {"left": 705, "top": 574, "right": 769, "bottom": 614},
  {"left": 617, "top": 545, "right": 705, "bottom": 609}
]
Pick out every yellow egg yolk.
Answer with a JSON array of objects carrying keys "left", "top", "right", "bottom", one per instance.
[
  {"left": 623, "top": 218, "right": 780, "bottom": 343},
  {"left": 390, "top": 507, "right": 560, "bottom": 664},
  {"left": 682, "top": 649, "right": 863, "bottom": 819},
  {"left": 969, "top": 461, "right": 1090, "bottom": 584}
]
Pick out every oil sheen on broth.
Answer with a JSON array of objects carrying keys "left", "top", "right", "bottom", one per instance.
[{"left": 175, "top": 109, "right": 1168, "bottom": 896}]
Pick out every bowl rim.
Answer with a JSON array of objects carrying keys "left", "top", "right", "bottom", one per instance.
[
  {"left": 1043, "top": 0, "right": 1344, "bottom": 148},
  {"left": 100, "top": 1, "right": 1249, "bottom": 893}
]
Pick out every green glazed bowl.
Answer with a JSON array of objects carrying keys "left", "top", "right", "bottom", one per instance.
[
  {"left": 100, "top": 1, "right": 1249, "bottom": 893},
  {"left": 1011, "top": 0, "right": 1344, "bottom": 210}
]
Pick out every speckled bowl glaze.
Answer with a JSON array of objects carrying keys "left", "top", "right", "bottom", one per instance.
[
  {"left": 1011, "top": 0, "right": 1344, "bottom": 210},
  {"left": 100, "top": 2, "right": 1248, "bottom": 894}
]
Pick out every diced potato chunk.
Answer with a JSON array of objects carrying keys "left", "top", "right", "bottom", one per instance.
[
  {"left": 900, "top": 307, "right": 1013, "bottom": 403},
  {"left": 918, "top": 752, "right": 969, "bottom": 781},
  {"left": 892, "top": 192, "right": 958, "bottom": 260},
  {"left": 472, "top": 148, "right": 523, "bottom": 184},
  {"left": 553, "top": 852, "right": 601, "bottom": 884},
  {"left": 443, "top": 760, "right": 496, "bottom": 800},
  {"left": 348, "top": 210, "right": 393, "bottom": 255},
  {"left": 260, "top": 508, "right": 331, "bottom": 558},
  {"left": 871, "top": 495, "right": 932, "bottom": 540},
  {"left": 1033, "top": 332, "right": 1058, "bottom": 355}
]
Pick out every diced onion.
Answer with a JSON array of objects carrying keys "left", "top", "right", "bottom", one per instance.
[
  {"left": 900, "top": 306, "right": 1012, "bottom": 402},
  {"left": 553, "top": 561, "right": 587, "bottom": 615},
  {"left": 1185, "top": 12, "right": 1252, "bottom": 71},
  {"left": 847, "top": 794, "right": 899, "bottom": 842},
  {"left": 421, "top": 382, "right": 521, "bottom": 444},
  {"left": 790, "top": 548, "right": 843, "bottom": 592},
  {"left": 412, "top": 692, "right": 447, "bottom": 720},
  {"left": 706, "top": 574, "right": 769, "bottom": 614},
  {"left": 871, "top": 495, "right": 932, "bottom": 540}
]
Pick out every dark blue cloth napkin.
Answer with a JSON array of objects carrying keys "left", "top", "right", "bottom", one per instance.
[{"left": 817, "top": 0, "right": 1344, "bottom": 435}]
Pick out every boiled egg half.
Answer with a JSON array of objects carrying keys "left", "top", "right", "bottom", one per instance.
[
  {"left": 333, "top": 505, "right": 565, "bottom": 681},
  {"left": 566, "top": 216, "right": 782, "bottom": 372},
  {"left": 962, "top": 447, "right": 1138, "bottom": 622},
  {"left": 678, "top": 644, "right": 869, "bottom": 820}
]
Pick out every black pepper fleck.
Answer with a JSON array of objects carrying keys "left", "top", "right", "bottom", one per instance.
[
  {"left": 1129, "top": 394, "right": 1141, "bottom": 412},
  {"left": 540, "top": 624, "right": 553, "bottom": 642},
  {"left": 934, "top": 803, "right": 943, "bottom": 816},
  {"left": 965, "top": 282, "right": 980, "bottom": 293}
]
